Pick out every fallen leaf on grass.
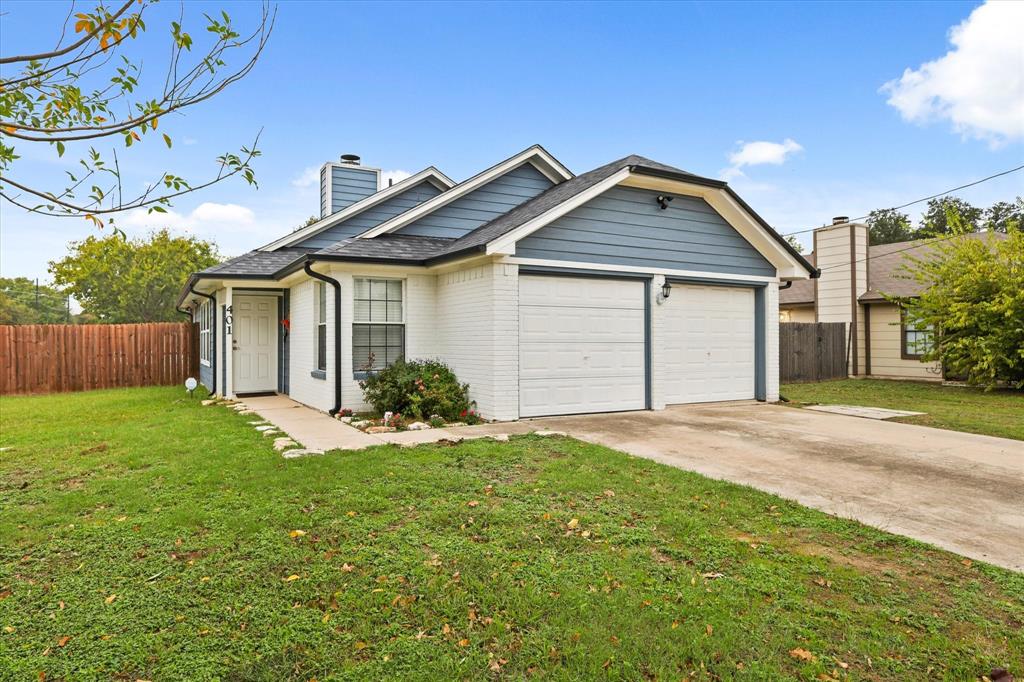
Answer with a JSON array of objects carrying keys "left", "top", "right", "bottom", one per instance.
[
  {"left": 961, "top": 559, "right": 973, "bottom": 568},
  {"left": 283, "top": 574, "right": 300, "bottom": 582},
  {"left": 835, "top": 660, "right": 849, "bottom": 669},
  {"left": 789, "top": 648, "right": 817, "bottom": 662},
  {"left": 467, "top": 500, "right": 479, "bottom": 508},
  {"left": 341, "top": 563, "right": 355, "bottom": 572},
  {"left": 603, "top": 490, "right": 615, "bottom": 498},
  {"left": 104, "top": 594, "right": 117, "bottom": 604},
  {"left": 705, "top": 624, "right": 713, "bottom": 636},
  {"left": 3, "top": 626, "right": 14, "bottom": 634},
  {"left": 567, "top": 518, "right": 579, "bottom": 529},
  {"left": 289, "top": 530, "right": 307, "bottom": 538},
  {"left": 701, "top": 572, "right": 724, "bottom": 579},
  {"left": 346, "top": 511, "right": 357, "bottom": 517},
  {"left": 0, "top": 591, "right": 10, "bottom": 600},
  {"left": 354, "top": 641, "right": 367, "bottom": 650},
  {"left": 458, "top": 638, "right": 470, "bottom": 647},
  {"left": 57, "top": 636, "right": 70, "bottom": 647},
  {"left": 321, "top": 612, "right": 330, "bottom": 624}
]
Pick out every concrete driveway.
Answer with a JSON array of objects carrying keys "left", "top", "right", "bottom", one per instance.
[{"left": 537, "top": 403, "right": 1024, "bottom": 572}]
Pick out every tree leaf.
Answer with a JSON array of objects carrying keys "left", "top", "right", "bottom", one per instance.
[
  {"left": 163, "top": 133, "right": 172, "bottom": 149},
  {"left": 56, "top": 141, "right": 65, "bottom": 157}
]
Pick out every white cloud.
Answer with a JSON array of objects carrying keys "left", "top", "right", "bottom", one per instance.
[
  {"left": 728, "top": 139, "right": 804, "bottom": 168},
  {"left": 881, "top": 1, "right": 1024, "bottom": 145},
  {"left": 381, "top": 170, "right": 412, "bottom": 187},
  {"left": 182, "top": 137, "right": 199, "bottom": 146},
  {"left": 291, "top": 166, "right": 320, "bottom": 188},
  {"left": 121, "top": 202, "right": 254, "bottom": 234},
  {"left": 721, "top": 138, "right": 803, "bottom": 180}
]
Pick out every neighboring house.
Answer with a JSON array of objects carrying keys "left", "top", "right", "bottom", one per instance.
[
  {"left": 779, "top": 218, "right": 1004, "bottom": 381},
  {"left": 177, "top": 145, "right": 816, "bottom": 419}
]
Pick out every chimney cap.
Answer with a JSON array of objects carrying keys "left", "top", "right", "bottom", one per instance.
[
  {"left": 832, "top": 216, "right": 849, "bottom": 225},
  {"left": 340, "top": 154, "right": 361, "bottom": 165}
]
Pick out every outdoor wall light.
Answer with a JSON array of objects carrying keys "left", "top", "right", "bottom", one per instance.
[
  {"left": 656, "top": 195, "right": 673, "bottom": 210},
  {"left": 656, "top": 281, "right": 672, "bottom": 305}
]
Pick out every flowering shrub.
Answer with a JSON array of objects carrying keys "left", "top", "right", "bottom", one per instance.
[
  {"left": 360, "top": 359, "right": 471, "bottom": 421},
  {"left": 338, "top": 408, "right": 354, "bottom": 418},
  {"left": 460, "top": 409, "right": 483, "bottom": 426}
]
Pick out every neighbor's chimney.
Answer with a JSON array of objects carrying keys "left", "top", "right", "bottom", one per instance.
[
  {"left": 813, "top": 215, "right": 869, "bottom": 376},
  {"left": 319, "top": 153, "right": 381, "bottom": 218}
]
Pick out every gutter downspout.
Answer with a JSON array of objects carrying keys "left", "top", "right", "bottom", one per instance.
[
  {"left": 189, "top": 285, "right": 217, "bottom": 396},
  {"left": 304, "top": 259, "right": 342, "bottom": 415}
]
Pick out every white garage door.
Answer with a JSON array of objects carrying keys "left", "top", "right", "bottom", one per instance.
[
  {"left": 519, "top": 275, "right": 646, "bottom": 417},
  {"left": 663, "top": 284, "right": 755, "bottom": 404}
]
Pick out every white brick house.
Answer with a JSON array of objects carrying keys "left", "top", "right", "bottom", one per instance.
[{"left": 178, "top": 145, "right": 816, "bottom": 419}]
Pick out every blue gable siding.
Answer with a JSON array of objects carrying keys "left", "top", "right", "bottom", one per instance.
[
  {"left": 514, "top": 186, "right": 776, "bottom": 277},
  {"left": 325, "top": 164, "right": 379, "bottom": 216},
  {"left": 396, "top": 163, "right": 554, "bottom": 239},
  {"left": 298, "top": 180, "right": 444, "bottom": 249}
]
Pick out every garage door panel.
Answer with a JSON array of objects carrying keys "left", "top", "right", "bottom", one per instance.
[
  {"left": 520, "top": 343, "right": 645, "bottom": 380},
  {"left": 663, "top": 284, "right": 756, "bottom": 404},
  {"left": 520, "top": 377, "right": 645, "bottom": 417},
  {"left": 518, "top": 275, "right": 646, "bottom": 417}
]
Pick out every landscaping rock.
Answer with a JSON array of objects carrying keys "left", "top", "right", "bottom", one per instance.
[
  {"left": 232, "top": 404, "right": 249, "bottom": 411},
  {"left": 489, "top": 433, "right": 510, "bottom": 442},
  {"left": 254, "top": 425, "right": 275, "bottom": 432},
  {"left": 201, "top": 399, "right": 217, "bottom": 406},
  {"left": 262, "top": 429, "right": 281, "bottom": 437},
  {"left": 365, "top": 426, "right": 397, "bottom": 434},
  {"left": 406, "top": 421, "right": 431, "bottom": 431},
  {"left": 535, "top": 430, "right": 566, "bottom": 437},
  {"left": 273, "top": 438, "right": 298, "bottom": 451},
  {"left": 248, "top": 420, "right": 268, "bottom": 425},
  {"left": 339, "top": 416, "right": 353, "bottom": 424}
]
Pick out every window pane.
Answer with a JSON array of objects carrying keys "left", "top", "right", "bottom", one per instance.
[
  {"left": 353, "top": 278, "right": 370, "bottom": 299},
  {"left": 370, "top": 300, "right": 386, "bottom": 322},
  {"left": 317, "top": 324, "right": 327, "bottom": 370},
  {"left": 370, "top": 279, "right": 387, "bottom": 301},
  {"left": 370, "top": 325, "right": 387, "bottom": 345},
  {"left": 386, "top": 301, "right": 403, "bottom": 322},
  {"left": 387, "top": 280, "right": 402, "bottom": 301},
  {"left": 354, "top": 299, "right": 370, "bottom": 323},
  {"left": 386, "top": 325, "right": 403, "bottom": 345},
  {"left": 352, "top": 325, "right": 370, "bottom": 346},
  {"left": 318, "top": 283, "right": 327, "bottom": 321}
]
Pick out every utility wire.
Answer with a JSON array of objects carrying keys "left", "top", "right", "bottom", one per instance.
[
  {"left": 815, "top": 229, "right": 999, "bottom": 275},
  {"left": 778, "top": 164, "right": 1024, "bottom": 237}
]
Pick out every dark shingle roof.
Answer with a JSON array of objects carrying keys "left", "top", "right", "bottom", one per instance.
[
  {"left": 198, "top": 247, "right": 314, "bottom": 277},
  {"left": 316, "top": 234, "right": 455, "bottom": 262}
]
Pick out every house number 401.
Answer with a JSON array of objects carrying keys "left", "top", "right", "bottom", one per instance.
[{"left": 225, "top": 305, "right": 233, "bottom": 335}]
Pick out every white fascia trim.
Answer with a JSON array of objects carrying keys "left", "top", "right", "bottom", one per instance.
[
  {"left": 486, "top": 168, "right": 632, "bottom": 254},
  {"left": 499, "top": 256, "right": 778, "bottom": 283},
  {"left": 356, "top": 145, "right": 575, "bottom": 240},
  {"left": 259, "top": 167, "right": 456, "bottom": 252}
]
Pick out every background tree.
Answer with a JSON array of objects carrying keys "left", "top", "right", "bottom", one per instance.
[
  {"left": 785, "top": 234, "right": 804, "bottom": 253},
  {"left": 895, "top": 209, "right": 1023, "bottom": 389},
  {"left": 50, "top": 229, "right": 219, "bottom": 322},
  {"left": 0, "top": 277, "right": 69, "bottom": 324},
  {"left": 0, "top": 1, "right": 273, "bottom": 232},
  {"left": 983, "top": 197, "right": 1023, "bottom": 233},
  {"left": 914, "top": 197, "right": 982, "bottom": 238},
  {"left": 866, "top": 208, "right": 913, "bottom": 245}
]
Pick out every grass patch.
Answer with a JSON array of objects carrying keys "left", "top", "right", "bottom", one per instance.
[
  {"left": 1, "top": 387, "right": 1022, "bottom": 680},
  {"left": 781, "top": 379, "right": 1024, "bottom": 440}
]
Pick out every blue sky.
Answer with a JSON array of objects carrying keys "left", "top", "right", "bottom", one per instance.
[{"left": 2, "top": 0, "right": 1022, "bottom": 282}]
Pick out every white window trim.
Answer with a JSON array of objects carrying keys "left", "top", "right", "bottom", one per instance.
[
  {"left": 352, "top": 277, "right": 406, "bottom": 375},
  {"left": 198, "top": 300, "right": 212, "bottom": 367},
  {"left": 314, "top": 281, "right": 327, "bottom": 372}
]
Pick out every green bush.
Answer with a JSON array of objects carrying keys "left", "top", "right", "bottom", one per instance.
[{"left": 359, "top": 359, "right": 472, "bottom": 421}]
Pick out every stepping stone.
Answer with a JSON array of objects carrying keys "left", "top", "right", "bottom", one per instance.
[
  {"left": 201, "top": 399, "right": 217, "bottom": 406},
  {"left": 489, "top": 434, "right": 510, "bottom": 442},
  {"left": 282, "top": 448, "right": 325, "bottom": 459},
  {"left": 248, "top": 420, "right": 269, "bottom": 425},
  {"left": 254, "top": 425, "right": 276, "bottom": 432},
  {"left": 535, "top": 430, "right": 566, "bottom": 437},
  {"left": 262, "top": 430, "right": 281, "bottom": 437},
  {"left": 273, "top": 438, "right": 298, "bottom": 451}
]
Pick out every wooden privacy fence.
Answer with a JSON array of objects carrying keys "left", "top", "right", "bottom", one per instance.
[
  {"left": 779, "top": 322, "right": 848, "bottom": 383},
  {"left": 0, "top": 322, "right": 199, "bottom": 395}
]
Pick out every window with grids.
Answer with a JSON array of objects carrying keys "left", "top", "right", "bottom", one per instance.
[
  {"left": 902, "top": 313, "right": 934, "bottom": 358},
  {"left": 198, "top": 301, "right": 212, "bottom": 365},
  {"left": 315, "top": 281, "right": 327, "bottom": 371},
  {"left": 352, "top": 278, "right": 404, "bottom": 373}
]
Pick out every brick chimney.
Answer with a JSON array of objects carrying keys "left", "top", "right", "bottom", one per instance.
[
  {"left": 813, "top": 217, "right": 869, "bottom": 375},
  {"left": 319, "top": 154, "right": 382, "bottom": 218}
]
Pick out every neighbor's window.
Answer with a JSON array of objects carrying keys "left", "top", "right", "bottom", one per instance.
[
  {"left": 198, "top": 300, "right": 212, "bottom": 366},
  {"left": 352, "top": 278, "right": 404, "bottom": 374},
  {"left": 902, "top": 311, "right": 934, "bottom": 359},
  {"left": 315, "top": 281, "right": 327, "bottom": 371}
]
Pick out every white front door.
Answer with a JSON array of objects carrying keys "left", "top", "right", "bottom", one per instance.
[
  {"left": 662, "top": 284, "right": 755, "bottom": 404},
  {"left": 232, "top": 295, "right": 278, "bottom": 394},
  {"left": 518, "top": 275, "right": 646, "bottom": 417}
]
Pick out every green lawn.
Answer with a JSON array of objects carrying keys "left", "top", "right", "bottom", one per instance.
[
  {"left": 1, "top": 388, "right": 1021, "bottom": 680},
  {"left": 781, "top": 379, "right": 1024, "bottom": 441}
]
